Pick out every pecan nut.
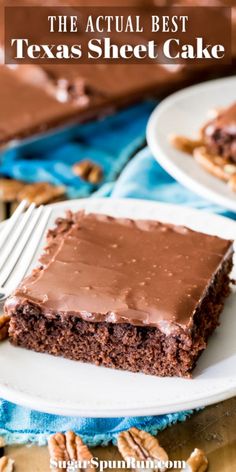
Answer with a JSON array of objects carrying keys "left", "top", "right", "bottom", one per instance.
[
  {"left": 193, "top": 147, "right": 230, "bottom": 182},
  {"left": 206, "top": 107, "right": 224, "bottom": 120},
  {"left": 170, "top": 134, "right": 203, "bottom": 155},
  {"left": 0, "top": 437, "right": 5, "bottom": 450},
  {"left": 0, "top": 179, "right": 25, "bottom": 202},
  {"left": 0, "top": 437, "right": 5, "bottom": 463},
  {"left": 73, "top": 160, "right": 103, "bottom": 184},
  {"left": 0, "top": 316, "right": 10, "bottom": 342},
  {"left": 57, "top": 77, "right": 91, "bottom": 106},
  {"left": 17, "top": 182, "right": 65, "bottom": 206},
  {"left": 48, "top": 431, "right": 94, "bottom": 472},
  {"left": 0, "top": 457, "right": 14, "bottom": 472},
  {"left": 117, "top": 427, "right": 168, "bottom": 471},
  {"left": 224, "top": 164, "right": 236, "bottom": 176},
  {"left": 229, "top": 174, "right": 236, "bottom": 192},
  {"left": 88, "top": 166, "right": 103, "bottom": 184},
  {"left": 182, "top": 448, "right": 208, "bottom": 472}
]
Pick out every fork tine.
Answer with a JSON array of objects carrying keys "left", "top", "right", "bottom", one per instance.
[
  {"left": 0, "top": 205, "right": 43, "bottom": 287},
  {"left": 0, "top": 203, "right": 36, "bottom": 270},
  {"left": 0, "top": 204, "right": 45, "bottom": 287},
  {"left": 0, "top": 200, "right": 27, "bottom": 251},
  {"left": 16, "top": 206, "right": 52, "bottom": 281},
  {"left": 2, "top": 206, "right": 52, "bottom": 292}
]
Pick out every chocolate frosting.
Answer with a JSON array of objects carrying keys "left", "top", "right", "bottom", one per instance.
[
  {"left": 5, "top": 212, "right": 233, "bottom": 331},
  {"left": 0, "top": 62, "right": 187, "bottom": 145},
  {"left": 202, "top": 102, "right": 236, "bottom": 162},
  {"left": 1, "top": 0, "right": 235, "bottom": 145},
  {"left": 0, "top": 66, "right": 79, "bottom": 144}
]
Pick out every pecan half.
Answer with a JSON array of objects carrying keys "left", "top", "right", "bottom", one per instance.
[
  {"left": 223, "top": 164, "right": 236, "bottom": 176},
  {"left": 169, "top": 134, "right": 203, "bottom": 155},
  {"left": 117, "top": 427, "right": 168, "bottom": 472},
  {"left": 170, "top": 132, "right": 236, "bottom": 193},
  {"left": 206, "top": 107, "right": 224, "bottom": 120},
  {"left": 73, "top": 160, "right": 103, "bottom": 184},
  {"left": 0, "top": 437, "right": 5, "bottom": 463},
  {"left": 229, "top": 174, "right": 236, "bottom": 192},
  {"left": 0, "top": 437, "right": 5, "bottom": 450},
  {"left": 193, "top": 147, "right": 231, "bottom": 182},
  {"left": 182, "top": 448, "right": 208, "bottom": 472},
  {"left": 56, "top": 77, "right": 91, "bottom": 106},
  {"left": 17, "top": 182, "right": 65, "bottom": 206},
  {"left": 0, "top": 179, "right": 25, "bottom": 202},
  {"left": 88, "top": 166, "right": 103, "bottom": 184},
  {"left": 0, "top": 316, "right": 10, "bottom": 342},
  {"left": 0, "top": 457, "right": 14, "bottom": 472},
  {"left": 48, "top": 431, "right": 94, "bottom": 472}
]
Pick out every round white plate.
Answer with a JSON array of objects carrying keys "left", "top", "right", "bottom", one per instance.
[
  {"left": 147, "top": 76, "right": 236, "bottom": 213},
  {"left": 0, "top": 198, "right": 235, "bottom": 417}
]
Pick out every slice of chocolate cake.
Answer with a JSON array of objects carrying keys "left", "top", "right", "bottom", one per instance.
[
  {"left": 5, "top": 211, "right": 234, "bottom": 378},
  {"left": 202, "top": 102, "right": 236, "bottom": 163}
]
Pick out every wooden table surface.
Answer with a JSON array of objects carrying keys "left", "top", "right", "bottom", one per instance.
[{"left": 5, "top": 397, "right": 236, "bottom": 471}]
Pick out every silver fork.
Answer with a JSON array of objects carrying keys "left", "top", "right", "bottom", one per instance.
[{"left": 0, "top": 200, "right": 52, "bottom": 301}]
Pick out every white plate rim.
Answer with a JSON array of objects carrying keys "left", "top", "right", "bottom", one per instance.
[
  {"left": 0, "top": 197, "right": 235, "bottom": 417},
  {"left": 146, "top": 76, "right": 236, "bottom": 213}
]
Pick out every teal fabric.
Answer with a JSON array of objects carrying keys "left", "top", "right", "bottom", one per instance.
[
  {"left": 0, "top": 102, "right": 155, "bottom": 199},
  {"left": 96, "top": 146, "right": 236, "bottom": 220},
  {"left": 0, "top": 401, "right": 193, "bottom": 446}
]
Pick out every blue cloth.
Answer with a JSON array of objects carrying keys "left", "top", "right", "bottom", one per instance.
[
  {"left": 0, "top": 401, "right": 193, "bottom": 447},
  {"left": 96, "top": 147, "right": 236, "bottom": 220},
  {"left": 0, "top": 102, "right": 235, "bottom": 447},
  {"left": 0, "top": 102, "right": 155, "bottom": 199}
]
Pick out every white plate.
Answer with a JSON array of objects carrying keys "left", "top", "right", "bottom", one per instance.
[
  {"left": 146, "top": 76, "right": 236, "bottom": 212},
  {"left": 0, "top": 198, "right": 235, "bottom": 417}
]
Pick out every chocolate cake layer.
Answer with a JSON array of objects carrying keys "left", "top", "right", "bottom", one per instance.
[
  {"left": 5, "top": 211, "right": 234, "bottom": 377},
  {"left": 203, "top": 102, "right": 236, "bottom": 163},
  {"left": 8, "top": 254, "right": 232, "bottom": 377}
]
